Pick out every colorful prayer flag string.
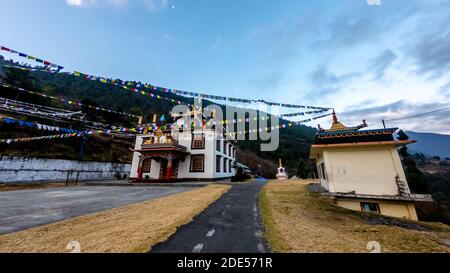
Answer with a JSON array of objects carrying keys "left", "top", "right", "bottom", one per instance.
[
  {"left": 1, "top": 45, "right": 331, "bottom": 110},
  {"left": 1, "top": 46, "right": 64, "bottom": 70},
  {"left": 0, "top": 83, "right": 140, "bottom": 119},
  {"left": 0, "top": 133, "right": 82, "bottom": 144}
]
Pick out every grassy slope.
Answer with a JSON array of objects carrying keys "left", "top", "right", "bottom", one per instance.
[{"left": 260, "top": 180, "right": 450, "bottom": 253}]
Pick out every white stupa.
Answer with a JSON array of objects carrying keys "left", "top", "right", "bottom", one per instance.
[{"left": 276, "top": 159, "right": 288, "bottom": 180}]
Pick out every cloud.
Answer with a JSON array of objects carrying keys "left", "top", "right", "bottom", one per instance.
[
  {"left": 254, "top": 72, "right": 284, "bottom": 91},
  {"left": 307, "top": 65, "right": 359, "bottom": 98},
  {"left": 408, "top": 31, "right": 450, "bottom": 79},
  {"left": 400, "top": 1, "right": 450, "bottom": 79},
  {"left": 440, "top": 81, "right": 450, "bottom": 97},
  {"left": 339, "top": 100, "right": 450, "bottom": 134},
  {"left": 369, "top": 49, "right": 397, "bottom": 79},
  {"left": 247, "top": 13, "right": 320, "bottom": 65},
  {"left": 66, "top": 0, "right": 128, "bottom": 7},
  {"left": 143, "top": 0, "right": 168, "bottom": 12},
  {"left": 66, "top": 0, "right": 169, "bottom": 11}
]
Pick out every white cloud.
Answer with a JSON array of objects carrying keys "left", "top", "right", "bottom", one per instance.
[
  {"left": 66, "top": 0, "right": 169, "bottom": 11},
  {"left": 66, "top": 0, "right": 85, "bottom": 6},
  {"left": 143, "top": 0, "right": 169, "bottom": 12}
]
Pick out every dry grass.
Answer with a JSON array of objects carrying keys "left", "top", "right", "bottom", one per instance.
[
  {"left": 260, "top": 180, "right": 450, "bottom": 253},
  {"left": 0, "top": 184, "right": 230, "bottom": 253},
  {"left": 0, "top": 183, "right": 83, "bottom": 192}
]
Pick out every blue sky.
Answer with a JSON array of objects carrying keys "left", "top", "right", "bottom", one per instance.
[{"left": 1, "top": 0, "right": 450, "bottom": 133}]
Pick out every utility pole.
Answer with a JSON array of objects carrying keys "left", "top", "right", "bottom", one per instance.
[{"left": 382, "top": 119, "right": 386, "bottom": 129}]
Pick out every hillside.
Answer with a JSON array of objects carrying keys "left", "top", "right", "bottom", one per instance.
[
  {"left": 0, "top": 60, "right": 317, "bottom": 173},
  {"left": 261, "top": 180, "right": 450, "bottom": 253},
  {"left": 406, "top": 131, "right": 450, "bottom": 158}
]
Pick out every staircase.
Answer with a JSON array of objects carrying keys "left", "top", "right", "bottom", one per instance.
[{"left": 395, "top": 176, "right": 410, "bottom": 196}]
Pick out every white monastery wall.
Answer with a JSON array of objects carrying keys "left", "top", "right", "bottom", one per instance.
[{"left": 0, "top": 156, "right": 131, "bottom": 183}]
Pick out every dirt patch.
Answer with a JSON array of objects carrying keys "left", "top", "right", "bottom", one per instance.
[
  {"left": 0, "top": 184, "right": 230, "bottom": 253},
  {"left": 260, "top": 180, "right": 450, "bottom": 253},
  {"left": 0, "top": 183, "right": 84, "bottom": 192}
]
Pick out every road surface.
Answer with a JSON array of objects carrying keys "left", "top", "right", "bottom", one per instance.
[
  {"left": 151, "top": 180, "right": 270, "bottom": 253},
  {"left": 0, "top": 186, "right": 194, "bottom": 234}
]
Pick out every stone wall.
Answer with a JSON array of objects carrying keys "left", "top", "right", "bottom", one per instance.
[{"left": 0, "top": 157, "right": 131, "bottom": 184}]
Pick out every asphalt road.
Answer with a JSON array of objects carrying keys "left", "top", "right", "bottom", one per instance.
[
  {"left": 151, "top": 180, "right": 270, "bottom": 253},
  {"left": 0, "top": 186, "right": 194, "bottom": 235}
]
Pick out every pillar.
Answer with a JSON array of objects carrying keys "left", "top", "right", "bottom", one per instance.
[
  {"left": 137, "top": 157, "right": 144, "bottom": 182},
  {"left": 165, "top": 157, "right": 173, "bottom": 181}
]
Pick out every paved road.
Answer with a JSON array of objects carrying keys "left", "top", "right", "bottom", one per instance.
[
  {"left": 0, "top": 186, "right": 194, "bottom": 235},
  {"left": 151, "top": 180, "right": 270, "bottom": 253}
]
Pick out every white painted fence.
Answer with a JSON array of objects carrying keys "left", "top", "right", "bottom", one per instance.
[{"left": 0, "top": 157, "right": 131, "bottom": 184}]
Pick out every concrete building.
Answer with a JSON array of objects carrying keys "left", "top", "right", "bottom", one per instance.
[
  {"left": 310, "top": 112, "right": 433, "bottom": 220},
  {"left": 130, "top": 113, "right": 237, "bottom": 182}
]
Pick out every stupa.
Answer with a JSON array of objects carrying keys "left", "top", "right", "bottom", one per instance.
[{"left": 276, "top": 159, "right": 288, "bottom": 180}]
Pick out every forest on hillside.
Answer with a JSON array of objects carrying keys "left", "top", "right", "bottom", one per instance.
[{"left": 0, "top": 58, "right": 317, "bottom": 175}]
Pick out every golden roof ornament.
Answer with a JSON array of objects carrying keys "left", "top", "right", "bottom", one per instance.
[
  {"left": 155, "top": 128, "right": 164, "bottom": 138},
  {"left": 318, "top": 110, "right": 368, "bottom": 133}
]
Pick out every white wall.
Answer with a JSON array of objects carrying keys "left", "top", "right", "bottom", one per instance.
[
  {"left": 178, "top": 131, "right": 216, "bottom": 179},
  {"left": 0, "top": 156, "right": 131, "bottom": 183},
  {"left": 325, "top": 148, "right": 406, "bottom": 195},
  {"left": 129, "top": 130, "right": 236, "bottom": 180},
  {"left": 130, "top": 136, "right": 144, "bottom": 179},
  {"left": 213, "top": 138, "right": 236, "bottom": 179}
]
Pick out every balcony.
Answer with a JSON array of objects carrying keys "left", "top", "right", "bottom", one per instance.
[{"left": 140, "top": 142, "right": 189, "bottom": 153}]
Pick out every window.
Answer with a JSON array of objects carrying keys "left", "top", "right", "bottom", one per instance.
[
  {"left": 216, "top": 139, "right": 221, "bottom": 152},
  {"left": 216, "top": 155, "right": 222, "bottom": 173},
  {"left": 191, "top": 134, "right": 205, "bottom": 149},
  {"left": 224, "top": 158, "right": 228, "bottom": 173},
  {"left": 319, "top": 163, "right": 327, "bottom": 180},
  {"left": 229, "top": 160, "right": 233, "bottom": 173},
  {"left": 190, "top": 155, "right": 205, "bottom": 172},
  {"left": 142, "top": 159, "right": 152, "bottom": 173},
  {"left": 361, "top": 202, "right": 380, "bottom": 213},
  {"left": 233, "top": 148, "right": 236, "bottom": 158},
  {"left": 229, "top": 145, "right": 232, "bottom": 156}
]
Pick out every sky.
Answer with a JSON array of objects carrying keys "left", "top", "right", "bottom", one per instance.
[{"left": 1, "top": 0, "right": 450, "bottom": 134}]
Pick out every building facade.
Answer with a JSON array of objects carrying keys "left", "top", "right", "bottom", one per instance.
[
  {"left": 130, "top": 124, "right": 237, "bottom": 182},
  {"left": 310, "top": 112, "right": 433, "bottom": 220}
]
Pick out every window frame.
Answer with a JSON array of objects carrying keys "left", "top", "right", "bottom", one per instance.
[
  {"left": 191, "top": 133, "right": 205, "bottom": 150},
  {"left": 223, "top": 158, "right": 228, "bottom": 173},
  {"left": 360, "top": 202, "right": 380, "bottom": 213},
  {"left": 216, "top": 155, "right": 222, "bottom": 173},
  {"left": 190, "top": 154, "right": 205, "bottom": 173},
  {"left": 216, "top": 139, "right": 221, "bottom": 152},
  {"left": 142, "top": 158, "right": 152, "bottom": 173}
]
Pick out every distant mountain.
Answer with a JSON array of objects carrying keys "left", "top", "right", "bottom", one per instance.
[{"left": 405, "top": 131, "right": 450, "bottom": 158}]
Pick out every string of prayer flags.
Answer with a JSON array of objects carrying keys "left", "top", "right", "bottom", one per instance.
[
  {"left": 0, "top": 116, "right": 80, "bottom": 133},
  {"left": 1, "top": 45, "right": 64, "bottom": 70},
  {"left": 1, "top": 83, "right": 139, "bottom": 119},
  {"left": 0, "top": 133, "right": 83, "bottom": 144}
]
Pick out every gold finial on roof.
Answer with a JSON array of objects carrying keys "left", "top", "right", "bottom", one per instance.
[
  {"left": 320, "top": 110, "right": 369, "bottom": 133},
  {"left": 327, "top": 110, "right": 349, "bottom": 132}
]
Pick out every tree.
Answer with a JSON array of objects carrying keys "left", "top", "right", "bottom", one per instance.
[{"left": 399, "top": 145, "right": 429, "bottom": 193}]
